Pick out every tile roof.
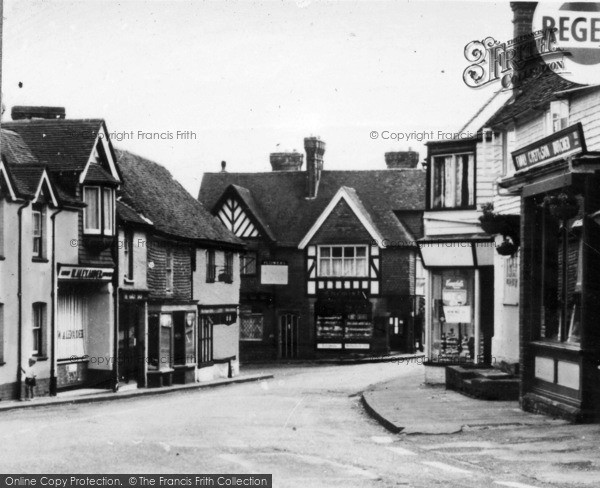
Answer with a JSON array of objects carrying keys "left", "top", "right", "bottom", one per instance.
[
  {"left": 6, "top": 164, "right": 45, "bottom": 198},
  {"left": 116, "top": 200, "right": 151, "bottom": 226},
  {"left": 116, "top": 149, "right": 243, "bottom": 246},
  {"left": 2, "top": 119, "right": 103, "bottom": 170},
  {"left": 199, "top": 169, "right": 426, "bottom": 247},
  {"left": 2, "top": 129, "right": 39, "bottom": 165},
  {"left": 225, "top": 184, "right": 277, "bottom": 241},
  {"left": 84, "top": 163, "right": 120, "bottom": 184},
  {"left": 485, "top": 71, "right": 580, "bottom": 128}
]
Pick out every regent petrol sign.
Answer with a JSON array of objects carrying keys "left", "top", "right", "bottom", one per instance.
[
  {"left": 512, "top": 123, "right": 585, "bottom": 171},
  {"left": 533, "top": 2, "right": 600, "bottom": 85}
]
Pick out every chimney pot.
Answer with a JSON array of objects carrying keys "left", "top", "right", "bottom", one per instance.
[
  {"left": 270, "top": 152, "right": 303, "bottom": 171},
  {"left": 305, "top": 136, "right": 326, "bottom": 198},
  {"left": 385, "top": 151, "right": 420, "bottom": 169},
  {"left": 221, "top": 161, "right": 227, "bottom": 172}
]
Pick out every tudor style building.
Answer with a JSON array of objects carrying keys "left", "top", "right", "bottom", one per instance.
[
  {"left": 199, "top": 138, "right": 426, "bottom": 360},
  {"left": 116, "top": 150, "right": 244, "bottom": 388}
]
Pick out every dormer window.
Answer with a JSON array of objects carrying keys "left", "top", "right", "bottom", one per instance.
[{"left": 83, "top": 186, "right": 115, "bottom": 236}]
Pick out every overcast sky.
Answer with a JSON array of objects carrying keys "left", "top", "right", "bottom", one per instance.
[{"left": 3, "top": 0, "right": 513, "bottom": 195}]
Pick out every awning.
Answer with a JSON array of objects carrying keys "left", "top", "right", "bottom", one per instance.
[{"left": 418, "top": 234, "right": 495, "bottom": 268}]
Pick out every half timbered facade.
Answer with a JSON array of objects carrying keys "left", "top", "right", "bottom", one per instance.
[{"left": 200, "top": 138, "right": 426, "bottom": 359}]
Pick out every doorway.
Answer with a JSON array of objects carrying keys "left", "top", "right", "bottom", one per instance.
[
  {"left": 118, "top": 303, "right": 141, "bottom": 384},
  {"left": 279, "top": 313, "right": 299, "bottom": 359}
]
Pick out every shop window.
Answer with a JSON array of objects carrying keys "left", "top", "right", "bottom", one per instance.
[
  {"left": 57, "top": 292, "right": 87, "bottom": 360},
  {"left": 430, "top": 270, "right": 476, "bottom": 361},
  {"left": 159, "top": 313, "right": 173, "bottom": 369},
  {"left": 318, "top": 245, "right": 368, "bottom": 277},
  {"left": 430, "top": 153, "right": 475, "bottom": 209},
  {"left": 240, "top": 314, "right": 264, "bottom": 341},
  {"left": 240, "top": 252, "right": 257, "bottom": 276},
  {"left": 538, "top": 200, "right": 581, "bottom": 343},
  {"left": 32, "top": 205, "right": 45, "bottom": 259},
  {"left": 123, "top": 230, "right": 134, "bottom": 281},
  {"left": 198, "top": 316, "right": 213, "bottom": 364},
  {"left": 415, "top": 256, "right": 425, "bottom": 296},
  {"left": 32, "top": 302, "right": 46, "bottom": 357},
  {"left": 83, "top": 186, "right": 115, "bottom": 235},
  {"left": 165, "top": 249, "right": 174, "bottom": 293},
  {"left": 206, "top": 249, "right": 216, "bottom": 283}
]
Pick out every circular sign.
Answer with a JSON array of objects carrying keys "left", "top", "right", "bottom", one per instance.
[{"left": 533, "top": 1, "right": 600, "bottom": 85}]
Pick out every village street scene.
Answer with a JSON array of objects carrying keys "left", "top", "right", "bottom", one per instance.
[{"left": 1, "top": 0, "right": 600, "bottom": 487}]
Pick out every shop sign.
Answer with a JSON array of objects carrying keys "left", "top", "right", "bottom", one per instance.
[
  {"left": 261, "top": 260, "right": 288, "bottom": 285},
  {"left": 121, "top": 291, "right": 148, "bottom": 301},
  {"left": 512, "top": 123, "right": 585, "bottom": 171},
  {"left": 58, "top": 265, "right": 114, "bottom": 281},
  {"left": 504, "top": 255, "right": 519, "bottom": 305},
  {"left": 444, "top": 306, "right": 471, "bottom": 324}
]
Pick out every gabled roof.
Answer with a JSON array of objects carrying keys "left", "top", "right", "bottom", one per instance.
[
  {"left": 6, "top": 165, "right": 58, "bottom": 206},
  {"left": 117, "top": 150, "right": 243, "bottom": 246},
  {"left": 0, "top": 161, "right": 17, "bottom": 200},
  {"left": 200, "top": 169, "right": 425, "bottom": 247},
  {"left": 214, "top": 184, "right": 276, "bottom": 242},
  {"left": 298, "top": 186, "right": 384, "bottom": 249},
  {"left": 2, "top": 119, "right": 121, "bottom": 191},
  {"left": 485, "top": 71, "right": 580, "bottom": 128},
  {"left": 2, "top": 119, "right": 104, "bottom": 170}
]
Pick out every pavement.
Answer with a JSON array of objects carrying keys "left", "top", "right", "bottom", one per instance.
[
  {"left": 0, "top": 372, "right": 273, "bottom": 413},
  {"left": 362, "top": 370, "right": 568, "bottom": 435}
]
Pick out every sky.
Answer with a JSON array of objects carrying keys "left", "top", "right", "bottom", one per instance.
[{"left": 2, "top": 0, "right": 514, "bottom": 196}]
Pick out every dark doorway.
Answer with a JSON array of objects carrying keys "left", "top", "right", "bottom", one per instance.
[
  {"left": 173, "top": 311, "right": 188, "bottom": 366},
  {"left": 279, "top": 313, "right": 299, "bottom": 359},
  {"left": 118, "top": 302, "right": 141, "bottom": 384}
]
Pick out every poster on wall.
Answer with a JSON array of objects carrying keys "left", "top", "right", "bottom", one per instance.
[
  {"left": 504, "top": 254, "right": 519, "bottom": 305},
  {"left": 261, "top": 260, "right": 289, "bottom": 285}
]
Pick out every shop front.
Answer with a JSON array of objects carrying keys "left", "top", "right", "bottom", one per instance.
[
  {"left": 500, "top": 124, "right": 600, "bottom": 421},
  {"left": 419, "top": 238, "right": 495, "bottom": 369},
  {"left": 147, "top": 303, "right": 197, "bottom": 387},
  {"left": 56, "top": 265, "right": 115, "bottom": 391},
  {"left": 314, "top": 290, "right": 374, "bottom": 352},
  {"left": 118, "top": 289, "right": 148, "bottom": 387}
]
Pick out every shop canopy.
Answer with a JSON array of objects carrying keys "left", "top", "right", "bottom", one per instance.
[{"left": 418, "top": 234, "right": 495, "bottom": 268}]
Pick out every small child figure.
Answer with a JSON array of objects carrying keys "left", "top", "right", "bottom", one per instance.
[{"left": 21, "top": 357, "right": 37, "bottom": 400}]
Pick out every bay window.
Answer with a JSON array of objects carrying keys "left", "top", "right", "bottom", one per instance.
[
  {"left": 83, "top": 186, "right": 115, "bottom": 235},
  {"left": 318, "top": 245, "right": 368, "bottom": 277},
  {"left": 431, "top": 153, "right": 475, "bottom": 209}
]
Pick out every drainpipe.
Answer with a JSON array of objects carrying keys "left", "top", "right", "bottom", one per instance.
[
  {"left": 112, "top": 230, "right": 120, "bottom": 392},
  {"left": 49, "top": 208, "right": 63, "bottom": 396},
  {"left": 17, "top": 201, "right": 30, "bottom": 400}
]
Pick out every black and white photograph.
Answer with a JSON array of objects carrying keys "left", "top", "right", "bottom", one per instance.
[{"left": 1, "top": 0, "right": 600, "bottom": 486}]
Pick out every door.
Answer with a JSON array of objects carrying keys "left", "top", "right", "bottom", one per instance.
[
  {"left": 279, "top": 313, "right": 299, "bottom": 359},
  {"left": 388, "top": 316, "right": 404, "bottom": 351},
  {"left": 118, "top": 303, "right": 140, "bottom": 383},
  {"left": 173, "top": 311, "right": 187, "bottom": 366}
]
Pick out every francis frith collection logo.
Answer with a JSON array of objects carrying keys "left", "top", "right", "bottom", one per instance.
[{"left": 463, "top": 2, "right": 600, "bottom": 89}]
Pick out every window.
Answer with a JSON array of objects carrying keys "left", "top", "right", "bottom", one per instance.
[
  {"left": 32, "top": 303, "right": 46, "bottom": 356},
  {"left": 241, "top": 252, "right": 257, "bottom": 276},
  {"left": 318, "top": 245, "right": 368, "bottom": 277},
  {"left": 83, "top": 186, "right": 114, "bottom": 235},
  {"left": 547, "top": 100, "right": 569, "bottom": 135},
  {"left": 431, "top": 153, "right": 475, "bottom": 209},
  {"left": 198, "top": 316, "right": 213, "bottom": 364},
  {"left": 224, "top": 252, "right": 234, "bottom": 282},
  {"left": 206, "top": 249, "right": 216, "bottom": 283},
  {"left": 502, "top": 128, "right": 516, "bottom": 176},
  {"left": 240, "top": 314, "right": 264, "bottom": 341},
  {"left": 165, "top": 249, "right": 174, "bottom": 293},
  {"left": 32, "top": 205, "right": 44, "bottom": 258},
  {"left": 123, "top": 230, "right": 134, "bottom": 281},
  {"left": 0, "top": 200, "right": 4, "bottom": 258}
]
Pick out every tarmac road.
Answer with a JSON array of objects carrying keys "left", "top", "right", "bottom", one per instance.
[{"left": 0, "top": 362, "right": 597, "bottom": 487}]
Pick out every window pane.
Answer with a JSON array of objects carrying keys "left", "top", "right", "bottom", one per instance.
[
  {"left": 320, "top": 247, "right": 330, "bottom": 258},
  {"left": 356, "top": 258, "right": 367, "bottom": 276},
  {"left": 332, "top": 247, "right": 343, "bottom": 258},
  {"left": 103, "top": 188, "right": 113, "bottom": 233},
  {"left": 332, "top": 258, "right": 343, "bottom": 275},
  {"left": 344, "top": 247, "right": 354, "bottom": 257},
  {"left": 320, "top": 259, "right": 330, "bottom": 276},
  {"left": 356, "top": 247, "right": 366, "bottom": 257},
  {"left": 343, "top": 259, "right": 353, "bottom": 276},
  {"left": 160, "top": 313, "right": 172, "bottom": 327},
  {"left": 84, "top": 187, "right": 100, "bottom": 230}
]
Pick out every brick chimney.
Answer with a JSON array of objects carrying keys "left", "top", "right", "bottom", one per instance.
[
  {"left": 270, "top": 151, "right": 303, "bottom": 171},
  {"left": 511, "top": 2, "right": 537, "bottom": 39},
  {"left": 11, "top": 106, "right": 66, "bottom": 120},
  {"left": 305, "top": 136, "right": 325, "bottom": 198},
  {"left": 385, "top": 150, "right": 419, "bottom": 169}
]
